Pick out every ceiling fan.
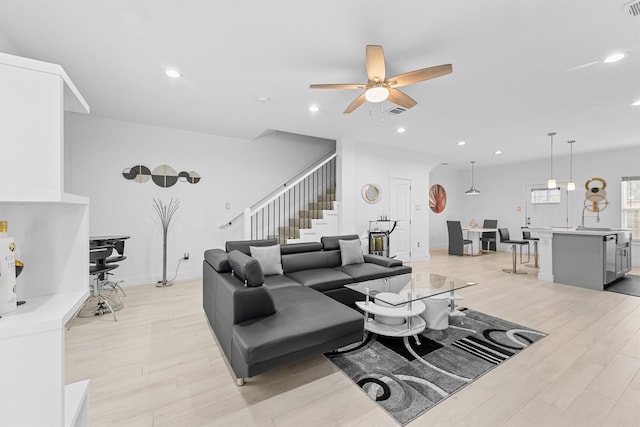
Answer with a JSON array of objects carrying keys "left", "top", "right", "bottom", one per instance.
[{"left": 310, "top": 45, "right": 453, "bottom": 114}]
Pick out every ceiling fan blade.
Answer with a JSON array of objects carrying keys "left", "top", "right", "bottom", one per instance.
[
  {"left": 366, "top": 45, "right": 385, "bottom": 82},
  {"left": 310, "top": 83, "right": 366, "bottom": 90},
  {"left": 388, "top": 64, "right": 453, "bottom": 88},
  {"left": 343, "top": 93, "right": 367, "bottom": 114},
  {"left": 387, "top": 88, "right": 417, "bottom": 109}
]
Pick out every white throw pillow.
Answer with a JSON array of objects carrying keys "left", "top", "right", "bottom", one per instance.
[
  {"left": 339, "top": 239, "right": 364, "bottom": 266},
  {"left": 250, "top": 244, "right": 283, "bottom": 276}
]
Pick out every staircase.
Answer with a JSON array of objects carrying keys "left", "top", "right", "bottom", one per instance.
[
  {"left": 244, "top": 153, "right": 338, "bottom": 243},
  {"left": 277, "top": 187, "right": 338, "bottom": 244}
]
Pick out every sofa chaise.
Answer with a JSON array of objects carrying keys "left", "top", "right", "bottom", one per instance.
[{"left": 202, "top": 234, "right": 412, "bottom": 385}]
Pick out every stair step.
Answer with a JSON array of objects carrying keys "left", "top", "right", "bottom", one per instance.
[
  {"left": 299, "top": 210, "right": 324, "bottom": 219},
  {"left": 278, "top": 226, "right": 300, "bottom": 239},
  {"left": 289, "top": 217, "right": 313, "bottom": 228},
  {"left": 316, "top": 193, "right": 336, "bottom": 202},
  {"left": 308, "top": 201, "right": 335, "bottom": 210}
]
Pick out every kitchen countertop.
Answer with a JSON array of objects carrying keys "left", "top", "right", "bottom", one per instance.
[{"left": 529, "top": 227, "right": 630, "bottom": 236}]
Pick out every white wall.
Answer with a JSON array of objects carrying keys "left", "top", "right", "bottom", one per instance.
[
  {"left": 337, "top": 139, "right": 438, "bottom": 261},
  {"left": 65, "top": 114, "right": 335, "bottom": 285},
  {"left": 0, "top": 30, "right": 20, "bottom": 55},
  {"left": 430, "top": 145, "right": 640, "bottom": 265}
]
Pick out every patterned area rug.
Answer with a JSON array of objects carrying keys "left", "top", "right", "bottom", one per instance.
[{"left": 324, "top": 308, "right": 546, "bottom": 425}]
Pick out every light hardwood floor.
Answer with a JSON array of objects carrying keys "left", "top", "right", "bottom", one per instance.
[{"left": 66, "top": 251, "right": 640, "bottom": 426}]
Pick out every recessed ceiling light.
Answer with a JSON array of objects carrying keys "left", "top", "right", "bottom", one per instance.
[
  {"left": 632, "top": 99, "right": 640, "bottom": 106},
  {"left": 397, "top": 127, "right": 406, "bottom": 133},
  {"left": 495, "top": 150, "right": 503, "bottom": 155},
  {"left": 457, "top": 141, "right": 466, "bottom": 146},
  {"left": 165, "top": 69, "right": 181, "bottom": 78},
  {"left": 309, "top": 105, "right": 319, "bottom": 112},
  {"left": 258, "top": 96, "right": 270, "bottom": 102},
  {"left": 604, "top": 52, "right": 627, "bottom": 63}
]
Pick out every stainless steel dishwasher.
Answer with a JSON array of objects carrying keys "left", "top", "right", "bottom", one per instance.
[{"left": 603, "top": 234, "right": 617, "bottom": 285}]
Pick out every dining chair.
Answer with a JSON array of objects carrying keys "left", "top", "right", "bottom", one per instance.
[
  {"left": 480, "top": 219, "right": 498, "bottom": 253},
  {"left": 498, "top": 228, "right": 530, "bottom": 274},
  {"left": 447, "top": 220, "right": 473, "bottom": 256}
]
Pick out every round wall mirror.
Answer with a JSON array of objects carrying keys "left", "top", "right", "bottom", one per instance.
[{"left": 362, "top": 184, "right": 382, "bottom": 204}]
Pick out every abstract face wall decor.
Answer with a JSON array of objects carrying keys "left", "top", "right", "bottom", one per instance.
[{"left": 429, "top": 184, "right": 447, "bottom": 213}]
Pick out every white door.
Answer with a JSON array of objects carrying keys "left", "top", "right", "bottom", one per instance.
[
  {"left": 390, "top": 177, "right": 411, "bottom": 261},
  {"left": 524, "top": 183, "right": 569, "bottom": 228}
]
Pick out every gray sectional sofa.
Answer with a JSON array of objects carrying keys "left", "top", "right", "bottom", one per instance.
[{"left": 202, "top": 234, "right": 412, "bottom": 384}]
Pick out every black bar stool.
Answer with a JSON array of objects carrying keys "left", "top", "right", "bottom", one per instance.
[
  {"left": 498, "top": 228, "right": 529, "bottom": 274},
  {"left": 521, "top": 228, "right": 540, "bottom": 268}
]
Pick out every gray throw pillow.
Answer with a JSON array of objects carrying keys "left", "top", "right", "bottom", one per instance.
[
  {"left": 250, "top": 244, "right": 284, "bottom": 275},
  {"left": 339, "top": 239, "right": 364, "bottom": 266}
]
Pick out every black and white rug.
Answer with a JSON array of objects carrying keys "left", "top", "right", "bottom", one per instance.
[
  {"left": 605, "top": 274, "right": 640, "bottom": 297},
  {"left": 325, "top": 308, "right": 546, "bottom": 425}
]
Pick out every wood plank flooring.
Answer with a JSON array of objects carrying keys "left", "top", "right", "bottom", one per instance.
[{"left": 65, "top": 251, "right": 640, "bottom": 426}]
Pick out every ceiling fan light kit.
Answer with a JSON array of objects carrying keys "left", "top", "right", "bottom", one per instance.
[
  {"left": 310, "top": 45, "right": 452, "bottom": 114},
  {"left": 365, "top": 86, "right": 389, "bottom": 103}
]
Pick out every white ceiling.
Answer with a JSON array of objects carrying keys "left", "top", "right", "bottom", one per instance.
[{"left": 1, "top": 0, "right": 638, "bottom": 168}]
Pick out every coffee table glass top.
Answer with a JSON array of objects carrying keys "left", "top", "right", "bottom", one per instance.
[{"left": 346, "top": 273, "right": 477, "bottom": 306}]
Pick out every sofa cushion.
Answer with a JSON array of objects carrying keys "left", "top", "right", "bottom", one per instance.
[
  {"left": 339, "top": 239, "right": 364, "bottom": 266},
  {"left": 363, "top": 254, "right": 403, "bottom": 268},
  {"left": 232, "top": 286, "right": 362, "bottom": 365},
  {"left": 204, "top": 249, "right": 230, "bottom": 273},
  {"left": 286, "top": 268, "right": 354, "bottom": 292},
  {"left": 336, "top": 263, "right": 398, "bottom": 282},
  {"left": 233, "top": 285, "right": 276, "bottom": 323},
  {"left": 226, "top": 238, "right": 277, "bottom": 255},
  {"left": 250, "top": 244, "right": 283, "bottom": 275},
  {"left": 281, "top": 250, "right": 341, "bottom": 274},
  {"left": 263, "top": 274, "right": 302, "bottom": 290},
  {"left": 280, "top": 242, "right": 323, "bottom": 255},
  {"left": 227, "top": 250, "right": 264, "bottom": 287},
  {"left": 321, "top": 234, "right": 360, "bottom": 251}
]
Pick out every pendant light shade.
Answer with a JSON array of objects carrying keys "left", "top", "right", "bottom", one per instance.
[
  {"left": 465, "top": 161, "right": 480, "bottom": 195},
  {"left": 567, "top": 140, "right": 576, "bottom": 191},
  {"left": 547, "top": 132, "right": 557, "bottom": 189}
]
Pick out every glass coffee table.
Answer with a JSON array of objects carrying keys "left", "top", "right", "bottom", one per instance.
[{"left": 346, "top": 272, "right": 477, "bottom": 337}]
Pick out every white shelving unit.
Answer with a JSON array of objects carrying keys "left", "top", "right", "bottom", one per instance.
[
  {"left": 356, "top": 299, "right": 427, "bottom": 337},
  {"left": 0, "top": 52, "right": 90, "bottom": 427}
]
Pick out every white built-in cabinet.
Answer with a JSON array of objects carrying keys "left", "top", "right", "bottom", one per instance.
[{"left": 0, "top": 52, "right": 90, "bottom": 427}]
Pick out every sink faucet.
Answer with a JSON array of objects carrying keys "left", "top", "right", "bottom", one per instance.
[
  {"left": 578, "top": 205, "right": 602, "bottom": 229},
  {"left": 578, "top": 206, "right": 590, "bottom": 229}
]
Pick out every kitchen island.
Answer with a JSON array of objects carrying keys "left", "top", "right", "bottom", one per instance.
[{"left": 530, "top": 228, "right": 632, "bottom": 290}]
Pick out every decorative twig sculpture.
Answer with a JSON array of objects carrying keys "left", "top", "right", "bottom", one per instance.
[{"left": 153, "top": 198, "right": 180, "bottom": 287}]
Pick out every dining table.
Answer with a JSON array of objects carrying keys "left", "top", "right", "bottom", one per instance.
[{"left": 462, "top": 227, "right": 498, "bottom": 255}]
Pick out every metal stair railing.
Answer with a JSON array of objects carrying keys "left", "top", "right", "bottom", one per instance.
[{"left": 244, "top": 154, "right": 336, "bottom": 241}]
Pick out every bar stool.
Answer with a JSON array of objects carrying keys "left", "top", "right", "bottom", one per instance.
[
  {"left": 498, "top": 228, "right": 529, "bottom": 275},
  {"left": 521, "top": 228, "right": 539, "bottom": 268}
]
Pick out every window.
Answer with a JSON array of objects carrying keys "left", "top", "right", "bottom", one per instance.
[
  {"left": 622, "top": 176, "right": 640, "bottom": 240},
  {"left": 531, "top": 188, "right": 561, "bottom": 204}
]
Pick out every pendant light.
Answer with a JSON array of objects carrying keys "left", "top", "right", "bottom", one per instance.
[
  {"left": 547, "top": 132, "right": 557, "bottom": 189},
  {"left": 465, "top": 161, "right": 480, "bottom": 195},
  {"left": 567, "top": 140, "right": 576, "bottom": 191}
]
